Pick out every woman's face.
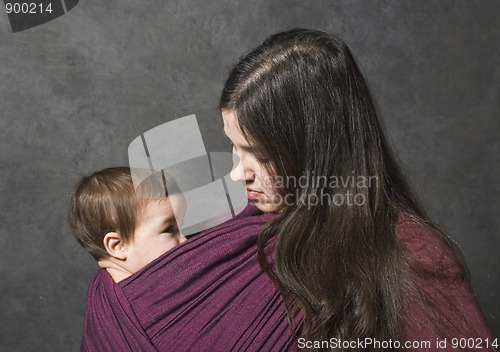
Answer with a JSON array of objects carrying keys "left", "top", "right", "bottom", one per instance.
[{"left": 222, "top": 109, "right": 282, "bottom": 213}]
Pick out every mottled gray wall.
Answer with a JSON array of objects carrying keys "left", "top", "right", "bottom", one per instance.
[{"left": 0, "top": 1, "right": 498, "bottom": 350}]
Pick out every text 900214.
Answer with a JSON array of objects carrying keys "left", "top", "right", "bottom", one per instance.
[{"left": 5, "top": 2, "right": 54, "bottom": 14}]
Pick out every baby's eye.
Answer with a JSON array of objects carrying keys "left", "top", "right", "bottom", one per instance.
[{"left": 163, "top": 226, "right": 174, "bottom": 233}]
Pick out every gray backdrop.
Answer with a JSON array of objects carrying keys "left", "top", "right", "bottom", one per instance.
[{"left": 0, "top": 1, "right": 498, "bottom": 350}]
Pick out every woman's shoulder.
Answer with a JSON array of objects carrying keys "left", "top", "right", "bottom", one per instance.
[
  {"left": 394, "top": 214, "right": 464, "bottom": 280},
  {"left": 395, "top": 214, "right": 496, "bottom": 345}
]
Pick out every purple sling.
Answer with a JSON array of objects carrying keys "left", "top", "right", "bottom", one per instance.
[{"left": 81, "top": 203, "right": 300, "bottom": 351}]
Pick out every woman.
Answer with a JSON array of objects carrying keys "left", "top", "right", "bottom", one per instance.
[{"left": 219, "top": 28, "right": 495, "bottom": 350}]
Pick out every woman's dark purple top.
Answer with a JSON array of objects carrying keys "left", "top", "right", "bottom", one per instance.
[{"left": 80, "top": 205, "right": 495, "bottom": 351}]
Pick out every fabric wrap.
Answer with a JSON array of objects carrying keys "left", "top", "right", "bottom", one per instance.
[{"left": 81, "top": 203, "right": 298, "bottom": 352}]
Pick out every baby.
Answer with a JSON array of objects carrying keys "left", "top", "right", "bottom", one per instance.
[{"left": 68, "top": 166, "right": 187, "bottom": 282}]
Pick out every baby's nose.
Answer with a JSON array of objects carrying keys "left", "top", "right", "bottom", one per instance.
[{"left": 179, "top": 234, "right": 188, "bottom": 244}]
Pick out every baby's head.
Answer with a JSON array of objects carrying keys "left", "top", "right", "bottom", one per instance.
[{"left": 68, "top": 167, "right": 186, "bottom": 281}]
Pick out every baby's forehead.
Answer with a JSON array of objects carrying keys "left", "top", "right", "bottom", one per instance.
[
  {"left": 132, "top": 170, "right": 181, "bottom": 198},
  {"left": 138, "top": 197, "right": 171, "bottom": 213},
  {"left": 138, "top": 195, "right": 186, "bottom": 220}
]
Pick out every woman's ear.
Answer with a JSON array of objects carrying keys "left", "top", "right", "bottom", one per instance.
[{"left": 103, "top": 232, "right": 127, "bottom": 260}]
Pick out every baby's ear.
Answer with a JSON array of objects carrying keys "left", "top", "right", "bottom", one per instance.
[{"left": 103, "top": 232, "right": 127, "bottom": 260}]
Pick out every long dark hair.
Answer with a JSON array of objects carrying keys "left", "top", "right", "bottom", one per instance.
[{"left": 219, "top": 28, "right": 470, "bottom": 350}]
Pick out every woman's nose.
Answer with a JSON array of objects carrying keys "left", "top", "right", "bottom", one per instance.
[
  {"left": 230, "top": 157, "right": 255, "bottom": 182},
  {"left": 230, "top": 159, "right": 245, "bottom": 181}
]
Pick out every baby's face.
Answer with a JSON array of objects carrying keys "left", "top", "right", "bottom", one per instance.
[{"left": 125, "top": 194, "right": 187, "bottom": 274}]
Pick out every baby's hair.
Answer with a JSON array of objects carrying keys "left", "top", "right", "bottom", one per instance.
[{"left": 67, "top": 166, "right": 180, "bottom": 260}]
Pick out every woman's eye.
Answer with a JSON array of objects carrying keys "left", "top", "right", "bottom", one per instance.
[{"left": 253, "top": 153, "right": 270, "bottom": 163}]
